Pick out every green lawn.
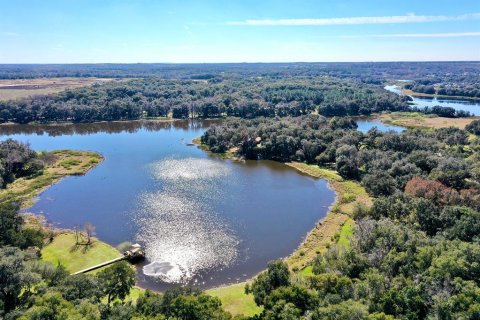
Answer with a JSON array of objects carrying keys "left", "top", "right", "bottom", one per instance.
[
  {"left": 41, "top": 233, "right": 122, "bottom": 274},
  {"left": 207, "top": 282, "right": 262, "bottom": 317}
]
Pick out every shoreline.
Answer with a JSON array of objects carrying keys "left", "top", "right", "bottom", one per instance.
[
  {"left": 12, "top": 135, "right": 365, "bottom": 316},
  {"left": 0, "top": 149, "right": 104, "bottom": 208},
  {"left": 0, "top": 117, "right": 175, "bottom": 127},
  {"left": 284, "top": 162, "right": 370, "bottom": 271},
  {"left": 387, "top": 83, "right": 480, "bottom": 101},
  {"left": 403, "top": 88, "right": 480, "bottom": 101},
  {"left": 374, "top": 112, "right": 480, "bottom": 130},
  {"left": 195, "top": 138, "right": 370, "bottom": 281}
]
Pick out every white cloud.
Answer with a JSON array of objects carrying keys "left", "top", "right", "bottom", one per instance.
[
  {"left": 228, "top": 13, "right": 480, "bottom": 26},
  {"left": 375, "top": 31, "right": 480, "bottom": 38},
  {"left": 344, "top": 32, "right": 480, "bottom": 38}
]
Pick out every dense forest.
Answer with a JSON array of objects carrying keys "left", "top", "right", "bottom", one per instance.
[
  {"left": 202, "top": 115, "right": 480, "bottom": 318},
  {"left": 0, "top": 77, "right": 411, "bottom": 123},
  {"left": 405, "top": 73, "right": 480, "bottom": 98},
  {"left": 1, "top": 62, "right": 479, "bottom": 81},
  {"left": 2, "top": 62, "right": 479, "bottom": 124}
]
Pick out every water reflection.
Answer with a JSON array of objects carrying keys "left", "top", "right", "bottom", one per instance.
[{"left": 0, "top": 119, "right": 221, "bottom": 137}]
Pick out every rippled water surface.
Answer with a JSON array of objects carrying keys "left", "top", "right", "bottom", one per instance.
[{"left": 0, "top": 121, "right": 334, "bottom": 289}]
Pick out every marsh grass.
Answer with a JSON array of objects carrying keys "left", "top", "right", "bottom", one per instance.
[{"left": 286, "top": 162, "right": 372, "bottom": 271}]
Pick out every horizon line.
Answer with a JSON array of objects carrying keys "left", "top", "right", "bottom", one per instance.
[{"left": 0, "top": 60, "right": 480, "bottom": 65}]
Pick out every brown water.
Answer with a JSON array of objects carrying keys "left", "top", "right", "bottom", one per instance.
[{"left": 0, "top": 120, "right": 335, "bottom": 290}]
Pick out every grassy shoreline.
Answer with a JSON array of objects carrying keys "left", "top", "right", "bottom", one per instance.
[
  {"left": 390, "top": 82, "right": 480, "bottom": 101},
  {"left": 0, "top": 149, "right": 104, "bottom": 207},
  {"left": 285, "top": 162, "right": 370, "bottom": 271},
  {"left": 41, "top": 232, "right": 122, "bottom": 274},
  {"left": 195, "top": 139, "right": 371, "bottom": 316},
  {"left": 403, "top": 88, "right": 480, "bottom": 101},
  {"left": 375, "top": 112, "right": 480, "bottom": 130}
]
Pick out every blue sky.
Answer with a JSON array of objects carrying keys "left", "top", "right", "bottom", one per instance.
[{"left": 0, "top": 0, "right": 479, "bottom": 63}]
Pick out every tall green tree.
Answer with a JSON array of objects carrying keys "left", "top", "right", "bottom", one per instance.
[
  {"left": 97, "top": 262, "right": 135, "bottom": 305},
  {"left": 0, "top": 247, "right": 41, "bottom": 314}
]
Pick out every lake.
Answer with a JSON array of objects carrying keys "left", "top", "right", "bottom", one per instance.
[
  {"left": 385, "top": 85, "right": 480, "bottom": 116},
  {"left": 0, "top": 120, "right": 335, "bottom": 290}
]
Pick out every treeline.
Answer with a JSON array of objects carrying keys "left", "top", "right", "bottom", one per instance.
[
  {"left": 0, "top": 120, "right": 214, "bottom": 137},
  {"left": 0, "top": 139, "right": 44, "bottom": 188},
  {"left": 406, "top": 74, "right": 480, "bottom": 99},
  {"left": 0, "top": 78, "right": 410, "bottom": 123},
  {"left": 1, "top": 245, "right": 231, "bottom": 319},
  {"left": 202, "top": 115, "right": 480, "bottom": 318},
  {"left": 411, "top": 105, "right": 472, "bottom": 118},
  {"left": 1, "top": 62, "right": 479, "bottom": 81},
  {"left": 408, "top": 83, "right": 480, "bottom": 98}
]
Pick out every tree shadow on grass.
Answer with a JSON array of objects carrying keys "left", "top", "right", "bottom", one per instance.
[{"left": 70, "top": 241, "right": 94, "bottom": 254}]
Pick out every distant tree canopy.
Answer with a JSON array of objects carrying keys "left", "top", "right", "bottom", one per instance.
[
  {"left": 0, "top": 61, "right": 479, "bottom": 81},
  {"left": 0, "top": 77, "right": 410, "bottom": 123},
  {"left": 410, "top": 82, "right": 480, "bottom": 98}
]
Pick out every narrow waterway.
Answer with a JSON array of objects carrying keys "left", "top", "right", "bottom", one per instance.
[{"left": 385, "top": 85, "right": 480, "bottom": 116}]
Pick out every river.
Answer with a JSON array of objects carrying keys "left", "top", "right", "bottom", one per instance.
[
  {"left": 0, "top": 120, "right": 335, "bottom": 290},
  {"left": 385, "top": 85, "right": 480, "bottom": 116}
]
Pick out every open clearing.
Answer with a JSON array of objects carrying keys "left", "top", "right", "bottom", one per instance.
[
  {"left": 207, "top": 282, "right": 262, "bottom": 317},
  {"left": 378, "top": 112, "right": 480, "bottom": 129},
  {"left": 0, "top": 77, "right": 124, "bottom": 101},
  {"left": 41, "top": 233, "right": 122, "bottom": 274}
]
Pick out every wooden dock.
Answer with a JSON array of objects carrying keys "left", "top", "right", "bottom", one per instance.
[{"left": 73, "top": 244, "right": 145, "bottom": 275}]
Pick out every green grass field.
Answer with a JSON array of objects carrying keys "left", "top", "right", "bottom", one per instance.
[
  {"left": 207, "top": 282, "right": 262, "bottom": 317},
  {"left": 41, "top": 233, "right": 122, "bottom": 274}
]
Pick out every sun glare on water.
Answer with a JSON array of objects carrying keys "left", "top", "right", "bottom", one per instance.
[{"left": 135, "top": 158, "right": 238, "bottom": 284}]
